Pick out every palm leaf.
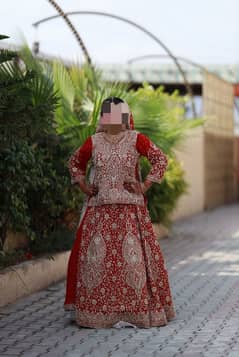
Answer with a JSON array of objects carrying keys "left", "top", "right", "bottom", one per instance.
[{"left": 53, "top": 61, "right": 75, "bottom": 109}]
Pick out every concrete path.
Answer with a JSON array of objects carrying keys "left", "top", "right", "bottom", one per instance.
[{"left": 0, "top": 204, "right": 239, "bottom": 357}]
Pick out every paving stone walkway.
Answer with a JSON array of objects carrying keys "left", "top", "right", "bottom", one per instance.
[{"left": 1, "top": 204, "right": 239, "bottom": 357}]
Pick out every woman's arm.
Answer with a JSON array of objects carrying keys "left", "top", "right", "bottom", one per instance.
[
  {"left": 136, "top": 132, "right": 168, "bottom": 192},
  {"left": 68, "top": 136, "right": 98, "bottom": 196},
  {"left": 68, "top": 136, "right": 92, "bottom": 184}
]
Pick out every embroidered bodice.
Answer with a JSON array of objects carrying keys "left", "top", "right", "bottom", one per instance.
[{"left": 68, "top": 130, "right": 168, "bottom": 206}]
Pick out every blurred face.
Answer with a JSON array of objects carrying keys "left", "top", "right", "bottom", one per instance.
[
  {"left": 102, "top": 124, "right": 125, "bottom": 131},
  {"left": 100, "top": 102, "right": 130, "bottom": 126}
]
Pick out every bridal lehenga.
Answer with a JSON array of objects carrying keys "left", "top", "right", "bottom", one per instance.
[{"left": 64, "top": 128, "right": 176, "bottom": 328}]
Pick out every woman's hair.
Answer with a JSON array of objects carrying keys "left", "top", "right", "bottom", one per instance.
[{"left": 100, "top": 96, "right": 124, "bottom": 116}]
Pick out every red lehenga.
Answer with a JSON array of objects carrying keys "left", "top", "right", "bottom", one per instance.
[{"left": 64, "top": 129, "right": 176, "bottom": 328}]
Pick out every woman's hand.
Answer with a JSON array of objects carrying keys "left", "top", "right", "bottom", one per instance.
[
  {"left": 78, "top": 181, "right": 98, "bottom": 197},
  {"left": 124, "top": 179, "right": 152, "bottom": 194},
  {"left": 124, "top": 181, "right": 142, "bottom": 194}
]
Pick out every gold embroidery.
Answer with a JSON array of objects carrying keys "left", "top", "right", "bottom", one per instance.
[
  {"left": 147, "top": 142, "right": 168, "bottom": 183},
  {"left": 81, "top": 233, "right": 106, "bottom": 293},
  {"left": 74, "top": 307, "right": 176, "bottom": 328},
  {"left": 122, "top": 232, "right": 146, "bottom": 297},
  {"left": 65, "top": 205, "right": 176, "bottom": 329},
  {"left": 88, "top": 130, "right": 145, "bottom": 206}
]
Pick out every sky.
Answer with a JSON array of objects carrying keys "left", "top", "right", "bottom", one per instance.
[{"left": 1, "top": 0, "right": 238, "bottom": 65}]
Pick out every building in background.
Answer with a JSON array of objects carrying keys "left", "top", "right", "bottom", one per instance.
[{"left": 97, "top": 62, "right": 239, "bottom": 128}]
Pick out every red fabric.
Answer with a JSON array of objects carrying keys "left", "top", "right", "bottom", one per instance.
[
  {"left": 64, "top": 208, "right": 89, "bottom": 307},
  {"left": 64, "top": 204, "right": 175, "bottom": 328},
  {"left": 136, "top": 132, "right": 151, "bottom": 155}
]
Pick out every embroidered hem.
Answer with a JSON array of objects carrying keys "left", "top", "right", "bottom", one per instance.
[{"left": 64, "top": 304, "right": 176, "bottom": 328}]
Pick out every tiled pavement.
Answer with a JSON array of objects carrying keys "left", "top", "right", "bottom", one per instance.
[{"left": 0, "top": 204, "right": 239, "bottom": 357}]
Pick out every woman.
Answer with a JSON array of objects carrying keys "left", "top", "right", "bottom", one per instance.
[{"left": 64, "top": 97, "right": 176, "bottom": 328}]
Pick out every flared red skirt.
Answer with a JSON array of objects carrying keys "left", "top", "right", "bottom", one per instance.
[{"left": 64, "top": 203, "right": 175, "bottom": 328}]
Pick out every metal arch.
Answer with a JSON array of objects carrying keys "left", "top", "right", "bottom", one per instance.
[
  {"left": 127, "top": 54, "right": 211, "bottom": 73},
  {"left": 46, "top": 1, "right": 92, "bottom": 65},
  {"left": 32, "top": 10, "right": 196, "bottom": 117}
]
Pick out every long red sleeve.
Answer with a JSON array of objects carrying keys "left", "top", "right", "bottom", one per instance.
[
  {"left": 68, "top": 136, "right": 93, "bottom": 184},
  {"left": 136, "top": 132, "right": 168, "bottom": 183}
]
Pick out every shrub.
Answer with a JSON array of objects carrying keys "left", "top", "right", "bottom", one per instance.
[{"left": 0, "top": 37, "right": 81, "bottom": 251}]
